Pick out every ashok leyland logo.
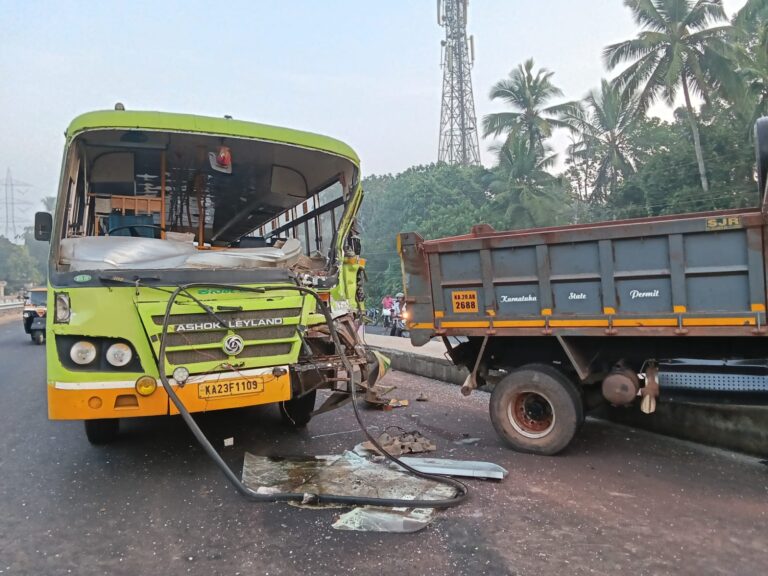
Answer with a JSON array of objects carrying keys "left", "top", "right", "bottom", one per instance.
[{"left": 222, "top": 334, "right": 245, "bottom": 356}]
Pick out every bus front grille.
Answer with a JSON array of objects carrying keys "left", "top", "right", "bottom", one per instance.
[
  {"left": 166, "top": 343, "right": 294, "bottom": 366},
  {"left": 161, "top": 325, "right": 296, "bottom": 347}
]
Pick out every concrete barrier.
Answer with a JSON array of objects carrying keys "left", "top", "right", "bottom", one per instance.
[
  {"left": 0, "top": 302, "right": 22, "bottom": 322},
  {"left": 368, "top": 339, "right": 768, "bottom": 458}
]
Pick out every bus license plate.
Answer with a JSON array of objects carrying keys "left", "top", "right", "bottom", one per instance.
[{"left": 198, "top": 378, "right": 265, "bottom": 399}]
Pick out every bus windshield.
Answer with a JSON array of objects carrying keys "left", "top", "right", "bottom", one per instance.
[{"left": 55, "top": 128, "right": 358, "bottom": 274}]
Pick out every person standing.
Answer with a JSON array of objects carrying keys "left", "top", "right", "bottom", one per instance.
[
  {"left": 390, "top": 292, "right": 406, "bottom": 337},
  {"left": 381, "top": 294, "right": 394, "bottom": 327}
]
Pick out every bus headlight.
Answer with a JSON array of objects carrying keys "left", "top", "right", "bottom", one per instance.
[
  {"left": 54, "top": 293, "right": 71, "bottom": 323},
  {"left": 106, "top": 342, "right": 132, "bottom": 367},
  {"left": 70, "top": 341, "right": 97, "bottom": 365},
  {"left": 172, "top": 366, "right": 190, "bottom": 385},
  {"left": 135, "top": 375, "right": 157, "bottom": 397}
]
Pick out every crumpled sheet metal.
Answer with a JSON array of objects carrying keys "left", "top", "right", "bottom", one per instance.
[
  {"left": 332, "top": 507, "right": 435, "bottom": 533},
  {"left": 241, "top": 451, "right": 456, "bottom": 504},
  {"left": 395, "top": 457, "right": 508, "bottom": 480}
]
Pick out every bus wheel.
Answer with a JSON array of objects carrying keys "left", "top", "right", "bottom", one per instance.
[
  {"left": 489, "top": 364, "right": 583, "bottom": 456},
  {"left": 279, "top": 390, "right": 317, "bottom": 428},
  {"left": 84, "top": 418, "right": 120, "bottom": 444},
  {"left": 32, "top": 331, "right": 44, "bottom": 345}
]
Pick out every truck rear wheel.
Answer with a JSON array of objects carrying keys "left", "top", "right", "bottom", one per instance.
[
  {"left": 279, "top": 390, "right": 317, "bottom": 428},
  {"left": 84, "top": 418, "right": 119, "bottom": 444},
  {"left": 490, "top": 364, "right": 583, "bottom": 455}
]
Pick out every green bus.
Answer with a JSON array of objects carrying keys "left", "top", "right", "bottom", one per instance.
[{"left": 35, "top": 106, "right": 371, "bottom": 443}]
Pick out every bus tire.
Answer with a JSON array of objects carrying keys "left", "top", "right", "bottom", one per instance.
[
  {"left": 84, "top": 418, "right": 119, "bottom": 444},
  {"left": 279, "top": 389, "right": 316, "bottom": 428},
  {"left": 489, "top": 364, "right": 583, "bottom": 456}
]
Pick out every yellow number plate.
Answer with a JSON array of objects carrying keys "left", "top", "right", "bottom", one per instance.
[
  {"left": 198, "top": 377, "right": 265, "bottom": 399},
  {"left": 452, "top": 290, "right": 479, "bottom": 313}
]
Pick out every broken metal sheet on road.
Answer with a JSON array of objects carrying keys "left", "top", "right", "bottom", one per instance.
[
  {"left": 395, "top": 457, "right": 508, "bottom": 480},
  {"left": 332, "top": 506, "right": 435, "bottom": 533},
  {"left": 241, "top": 450, "right": 456, "bottom": 503}
]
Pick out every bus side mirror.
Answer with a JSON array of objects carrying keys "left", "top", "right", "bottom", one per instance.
[{"left": 34, "top": 212, "right": 52, "bottom": 242}]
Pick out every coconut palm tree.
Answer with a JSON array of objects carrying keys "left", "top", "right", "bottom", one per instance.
[
  {"left": 604, "top": 0, "right": 733, "bottom": 192},
  {"left": 726, "top": 0, "right": 768, "bottom": 132},
  {"left": 488, "top": 132, "right": 563, "bottom": 227},
  {"left": 565, "top": 80, "right": 640, "bottom": 201},
  {"left": 482, "top": 59, "right": 576, "bottom": 153}
]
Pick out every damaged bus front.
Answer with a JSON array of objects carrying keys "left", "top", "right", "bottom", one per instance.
[{"left": 35, "top": 107, "right": 374, "bottom": 444}]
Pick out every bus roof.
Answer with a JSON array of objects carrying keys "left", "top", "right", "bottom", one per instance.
[{"left": 66, "top": 109, "right": 360, "bottom": 165}]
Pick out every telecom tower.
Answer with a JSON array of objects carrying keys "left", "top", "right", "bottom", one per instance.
[
  {"left": 2, "top": 169, "right": 32, "bottom": 239},
  {"left": 438, "top": 0, "right": 481, "bottom": 166}
]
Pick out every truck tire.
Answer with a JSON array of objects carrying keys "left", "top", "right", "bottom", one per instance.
[
  {"left": 755, "top": 117, "right": 768, "bottom": 196},
  {"left": 489, "top": 364, "right": 583, "bottom": 455},
  {"left": 84, "top": 418, "right": 119, "bottom": 444},
  {"left": 279, "top": 390, "right": 317, "bottom": 428}
]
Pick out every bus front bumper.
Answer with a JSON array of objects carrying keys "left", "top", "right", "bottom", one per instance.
[{"left": 47, "top": 368, "right": 292, "bottom": 420}]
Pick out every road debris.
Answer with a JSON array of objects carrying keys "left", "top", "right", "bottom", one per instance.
[
  {"left": 332, "top": 507, "right": 435, "bottom": 533},
  {"left": 223, "top": 437, "right": 234, "bottom": 447},
  {"left": 241, "top": 451, "right": 455, "bottom": 502},
  {"left": 360, "top": 430, "right": 436, "bottom": 456},
  {"left": 416, "top": 393, "right": 429, "bottom": 402},
  {"left": 383, "top": 398, "right": 409, "bottom": 410},
  {"left": 453, "top": 437, "right": 481, "bottom": 445},
  {"left": 395, "top": 457, "right": 508, "bottom": 480},
  {"left": 240, "top": 450, "right": 458, "bottom": 532}
]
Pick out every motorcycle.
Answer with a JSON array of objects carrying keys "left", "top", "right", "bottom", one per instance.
[
  {"left": 22, "top": 288, "right": 47, "bottom": 345},
  {"left": 389, "top": 307, "right": 409, "bottom": 338}
]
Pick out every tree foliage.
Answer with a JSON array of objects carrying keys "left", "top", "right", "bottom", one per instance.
[
  {"left": 0, "top": 236, "right": 42, "bottom": 292},
  {"left": 604, "top": 0, "right": 733, "bottom": 192}
]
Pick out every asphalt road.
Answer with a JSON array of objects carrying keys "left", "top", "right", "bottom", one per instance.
[{"left": 0, "top": 319, "right": 766, "bottom": 576}]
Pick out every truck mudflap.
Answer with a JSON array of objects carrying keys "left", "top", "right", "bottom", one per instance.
[{"left": 398, "top": 232, "right": 435, "bottom": 346}]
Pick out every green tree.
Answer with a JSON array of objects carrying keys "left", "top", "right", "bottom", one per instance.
[
  {"left": 604, "top": 0, "right": 732, "bottom": 192},
  {"left": 0, "top": 236, "right": 42, "bottom": 291},
  {"left": 358, "top": 164, "right": 492, "bottom": 306},
  {"left": 722, "top": 0, "right": 768, "bottom": 133},
  {"left": 482, "top": 58, "right": 576, "bottom": 152},
  {"left": 487, "top": 132, "right": 569, "bottom": 228},
  {"left": 565, "top": 79, "right": 640, "bottom": 202},
  {"left": 606, "top": 104, "right": 757, "bottom": 219}
]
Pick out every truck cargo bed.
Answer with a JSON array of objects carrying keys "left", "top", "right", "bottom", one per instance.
[{"left": 400, "top": 207, "right": 767, "bottom": 345}]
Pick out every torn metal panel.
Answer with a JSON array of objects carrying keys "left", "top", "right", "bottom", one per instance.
[
  {"left": 332, "top": 507, "right": 435, "bottom": 533},
  {"left": 395, "top": 457, "right": 508, "bottom": 480}
]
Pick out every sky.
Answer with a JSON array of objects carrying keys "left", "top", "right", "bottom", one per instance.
[{"left": 0, "top": 0, "right": 748, "bottom": 234}]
